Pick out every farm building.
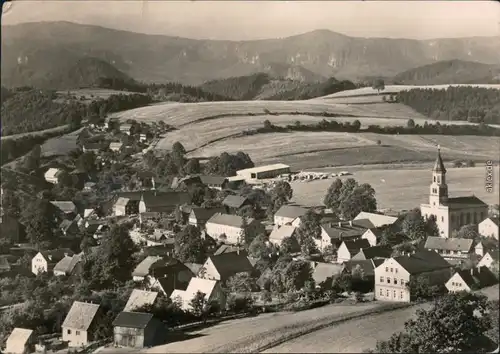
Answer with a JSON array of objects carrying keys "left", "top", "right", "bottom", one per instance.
[
  {"left": 139, "top": 191, "right": 190, "bottom": 214},
  {"left": 205, "top": 213, "right": 264, "bottom": 245},
  {"left": 314, "top": 221, "right": 368, "bottom": 251},
  {"left": 222, "top": 195, "right": 252, "bottom": 214},
  {"left": 198, "top": 175, "right": 229, "bottom": 190},
  {"left": 423, "top": 236, "right": 476, "bottom": 265},
  {"left": 113, "top": 312, "right": 166, "bottom": 348},
  {"left": 236, "top": 163, "right": 290, "bottom": 183},
  {"left": 5, "top": 328, "right": 35, "bottom": 354},
  {"left": 62, "top": 301, "right": 101, "bottom": 347},
  {"left": 445, "top": 266, "right": 497, "bottom": 292},
  {"left": 353, "top": 212, "right": 398, "bottom": 228},
  {"left": 53, "top": 254, "right": 82, "bottom": 277},
  {"left": 268, "top": 225, "right": 299, "bottom": 248},
  {"left": 32, "top": 249, "right": 74, "bottom": 275},
  {"left": 479, "top": 217, "right": 499, "bottom": 239},
  {"left": 124, "top": 289, "right": 159, "bottom": 312},
  {"left": 274, "top": 205, "right": 308, "bottom": 227}
]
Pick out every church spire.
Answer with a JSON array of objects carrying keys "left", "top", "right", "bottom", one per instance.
[{"left": 433, "top": 145, "right": 446, "bottom": 173}]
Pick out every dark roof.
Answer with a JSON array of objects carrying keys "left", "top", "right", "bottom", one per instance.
[
  {"left": 116, "top": 191, "right": 144, "bottom": 201},
  {"left": 213, "top": 245, "right": 248, "bottom": 256},
  {"left": 275, "top": 205, "right": 308, "bottom": 219},
  {"left": 0, "top": 217, "right": 26, "bottom": 243},
  {"left": 343, "top": 259, "right": 384, "bottom": 277},
  {"left": 394, "top": 250, "right": 451, "bottom": 275},
  {"left": 83, "top": 142, "right": 106, "bottom": 150},
  {"left": 424, "top": 236, "right": 474, "bottom": 252},
  {"left": 143, "top": 246, "right": 173, "bottom": 257},
  {"left": 222, "top": 195, "right": 250, "bottom": 209},
  {"left": 113, "top": 311, "right": 154, "bottom": 329},
  {"left": 352, "top": 245, "right": 392, "bottom": 260},
  {"left": 351, "top": 219, "right": 376, "bottom": 229},
  {"left": 198, "top": 175, "right": 228, "bottom": 186},
  {"left": 341, "top": 239, "right": 371, "bottom": 255},
  {"left": 191, "top": 207, "right": 225, "bottom": 222},
  {"left": 455, "top": 266, "right": 498, "bottom": 289},
  {"left": 142, "top": 191, "right": 190, "bottom": 211},
  {"left": 433, "top": 149, "right": 446, "bottom": 173},
  {"left": 40, "top": 248, "right": 74, "bottom": 263},
  {"left": 447, "top": 196, "right": 488, "bottom": 209},
  {"left": 321, "top": 223, "right": 367, "bottom": 240},
  {"left": 154, "top": 270, "right": 192, "bottom": 296},
  {"left": 209, "top": 252, "right": 254, "bottom": 281}
]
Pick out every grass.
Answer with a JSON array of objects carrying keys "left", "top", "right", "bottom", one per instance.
[
  {"left": 290, "top": 165, "right": 500, "bottom": 210},
  {"left": 1, "top": 125, "right": 71, "bottom": 140},
  {"left": 40, "top": 128, "right": 83, "bottom": 157}
]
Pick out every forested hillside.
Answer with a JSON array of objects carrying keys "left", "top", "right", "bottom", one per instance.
[
  {"left": 200, "top": 73, "right": 272, "bottom": 100},
  {"left": 397, "top": 87, "right": 500, "bottom": 124},
  {"left": 265, "top": 77, "right": 357, "bottom": 100}
]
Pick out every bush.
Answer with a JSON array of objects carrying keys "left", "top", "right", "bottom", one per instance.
[{"left": 226, "top": 294, "right": 255, "bottom": 314}]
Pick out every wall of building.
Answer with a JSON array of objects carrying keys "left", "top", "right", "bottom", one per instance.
[
  {"left": 449, "top": 206, "right": 488, "bottom": 232},
  {"left": 375, "top": 259, "right": 411, "bottom": 302},
  {"left": 32, "top": 255, "right": 48, "bottom": 275},
  {"left": 446, "top": 274, "right": 472, "bottom": 293},
  {"left": 200, "top": 259, "right": 221, "bottom": 281},
  {"left": 205, "top": 223, "right": 243, "bottom": 245},
  {"left": 274, "top": 216, "right": 295, "bottom": 227},
  {"left": 479, "top": 220, "right": 499, "bottom": 239},
  {"left": 113, "top": 327, "right": 145, "bottom": 348},
  {"left": 62, "top": 327, "right": 88, "bottom": 348},
  {"left": 362, "top": 230, "right": 378, "bottom": 247},
  {"left": 421, "top": 203, "right": 450, "bottom": 237}
]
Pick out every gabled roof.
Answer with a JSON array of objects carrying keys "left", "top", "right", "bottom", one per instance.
[
  {"left": 447, "top": 196, "right": 488, "bottom": 209},
  {"left": 50, "top": 201, "right": 77, "bottom": 214},
  {"left": 53, "top": 254, "right": 82, "bottom": 274},
  {"left": 114, "top": 197, "right": 130, "bottom": 207},
  {"left": 353, "top": 212, "right": 398, "bottom": 227},
  {"left": 113, "top": 312, "right": 154, "bottom": 329},
  {"left": 62, "top": 301, "right": 100, "bottom": 330},
  {"left": 124, "top": 289, "right": 159, "bottom": 312},
  {"left": 274, "top": 205, "right": 308, "bottom": 219},
  {"left": 198, "top": 175, "right": 228, "bottom": 186},
  {"left": 343, "top": 259, "right": 384, "bottom": 277},
  {"left": 132, "top": 256, "right": 165, "bottom": 277},
  {"left": 341, "top": 239, "right": 371, "bottom": 255},
  {"left": 6, "top": 328, "right": 34, "bottom": 353},
  {"left": 39, "top": 248, "right": 74, "bottom": 263},
  {"left": 213, "top": 245, "right": 248, "bottom": 256},
  {"left": 208, "top": 252, "right": 254, "bottom": 281},
  {"left": 312, "top": 262, "right": 343, "bottom": 284},
  {"left": 185, "top": 277, "right": 218, "bottom": 299},
  {"left": 454, "top": 267, "right": 498, "bottom": 289},
  {"left": 184, "top": 263, "right": 203, "bottom": 275},
  {"left": 44, "top": 168, "right": 61, "bottom": 179},
  {"left": 481, "top": 217, "right": 499, "bottom": 227},
  {"left": 393, "top": 250, "right": 451, "bottom": 275},
  {"left": 206, "top": 213, "right": 253, "bottom": 228},
  {"left": 222, "top": 195, "right": 250, "bottom": 209},
  {"left": 60, "top": 219, "right": 77, "bottom": 232},
  {"left": 153, "top": 272, "right": 192, "bottom": 297},
  {"left": 321, "top": 223, "right": 367, "bottom": 240},
  {"left": 352, "top": 245, "right": 392, "bottom": 260},
  {"left": 485, "top": 251, "right": 500, "bottom": 262},
  {"left": 190, "top": 207, "right": 225, "bottom": 222},
  {"left": 424, "top": 236, "right": 474, "bottom": 252},
  {"left": 269, "top": 225, "right": 297, "bottom": 242},
  {"left": 352, "top": 219, "right": 377, "bottom": 229},
  {"left": 142, "top": 191, "right": 190, "bottom": 211}
]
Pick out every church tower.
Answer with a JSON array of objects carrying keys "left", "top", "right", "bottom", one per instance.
[{"left": 429, "top": 145, "right": 448, "bottom": 206}]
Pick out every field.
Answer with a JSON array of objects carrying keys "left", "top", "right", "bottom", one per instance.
[
  {"left": 1, "top": 125, "right": 71, "bottom": 140},
  {"left": 290, "top": 165, "right": 500, "bottom": 210},
  {"left": 40, "top": 128, "right": 83, "bottom": 157}
]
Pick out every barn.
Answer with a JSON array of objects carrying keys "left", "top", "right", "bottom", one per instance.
[{"left": 113, "top": 311, "right": 166, "bottom": 348}]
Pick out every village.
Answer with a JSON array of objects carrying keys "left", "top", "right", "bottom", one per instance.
[{"left": 0, "top": 115, "right": 498, "bottom": 354}]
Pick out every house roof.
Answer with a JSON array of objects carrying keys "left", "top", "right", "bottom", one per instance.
[
  {"left": 44, "top": 168, "right": 61, "bottom": 179},
  {"left": 353, "top": 212, "right": 398, "bottom": 227},
  {"left": 198, "top": 175, "right": 228, "bottom": 186},
  {"left": 341, "top": 239, "right": 371, "bottom": 255},
  {"left": 190, "top": 207, "right": 225, "bottom": 222},
  {"left": 352, "top": 245, "right": 392, "bottom": 260},
  {"left": 222, "top": 195, "right": 249, "bottom": 209},
  {"left": 0, "top": 256, "right": 11, "bottom": 271},
  {"left": 132, "top": 256, "right": 164, "bottom": 277},
  {"left": 50, "top": 201, "right": 76, "bottom": 214},
  {"left": 83, "top": 142, "right": 106, "bottom": 150},
  {"left": 6, "top": 328, "right": 33, "bottom": 352},
  {"left": 185, "top": 277, "right": 218, "bottom": 300},
  {"left": 481, "top": 217, "right": 499, "bottom": 227},
  {"left": 209, "top": 252, "right": 254, "bottom": 281},
  {"left": 424, "top": 236, "right": 474, "bottom": 252},
  {"left": 114, "top": 197, "right": 130, "bottom": 207},
  {"left": 447, "top": 196, "right": 488, "bottom": 209},
  {"left": 433, "top": 149, "right": 446, "bottom": 173},
  {"left": 343, "top": 259, "right": 384, "bottom": 277},
  {"left": 113, "top": 311, "right": 154, "bottom": 329},
  {"left": 142, "top": 191, "right": 190, "bottom": 211},
  {"left": 351, "top": 219, "right": 377, "bottom": 229},
  {"left": 455, "top": 267, "right": 498, "bottom": 289},
  {"left": 109, "top": 142, "right": 123, "bottom": 148},
  {"left": 312, "top": 262, "right": 343, "bottom": 284},
  {"left": 39, "top": 248, "right": 74, "bottom": 263},
  {"left": 206, "top": 213, "right": 253, "bottom": 228},
  {"left": 485, "top": 251, "right": 500, "bottom": 262},
  {"left": 236, "top": 163, "right": 290, "bottom": 175},
  {"left": 269, "top": 225, "right": 297, "bottom": 242},
  {"left": 393, "top": 250, "right": 451, "bottom": 275},
  {"left": 59, "top": 219, "right": 76, "bottom": 232},
  {"left": 53, "top": 254, "right": 82, "bottom": 274},
  {"left": 124, "top": 289, "right": 159, "bottom": 311},
  {"left": 275, "top": 205, "right": 308, "bottom": 219},
  {"left": 153, "top": 273, "right": 191, "bottom": 297},
  {"left": 62, "top": 301, "right": 100, "bottom": 330},
  {"left": 321, "top": 223, "right": 367, "bottom": 240},
  {"left": 213, "top": 245, "right": 248, "bottom": 256},
  {"left": 184, "top": 263, "right": 203, "bottom": 275},
  {"left": 116, "top": 191, "right": 145, "bottom": 201}
]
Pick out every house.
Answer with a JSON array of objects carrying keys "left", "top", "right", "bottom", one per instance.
[
  {"left": 188, "top": 207, "right": 225, "bottom": 228},
  {"left": 479, "top": 217, "right": 499, "bottom": 239},
  {"left": 131, "top": 256, "right": 168, "bottom": 282},
  {"left": 124, "top": 289, "right": 159, "bottom": 312},
  {"left": 351, "top": 219, "right": 377, "bottom": 230},
  {"left": 361, "top": 228, "right": 384, "bottom": 247},
  {"left": 32, "top": 249, "right": 74, "bottom": 275},
  {"left": 420, "top": 147, "right": 489, "bottom": 238},
  {"left": 268, "top": 225, "right": 300, "bottom": 249},
  {"left": 353, "top": 212, "right": 398, "bottom": 228},
  {"left": 139, "top": 133, "right": 148, "bottom": 142},
  {"left": 343, "top": 259, "right": 385, "bottom": 280},
  {"left": 50, "top": 201, "right": 77, "bottom": 219},
  {"left": 109, "top": 142, "right": 123, "bottom": 152},
  {"left": 82, "top": 143, "right": 105, "bottom": 153},
  {"left": 62, "top": 301, "right": 101, "bottom": 347},
  {"left": 226, "top": 175, "right": 246, "bottom": 190},
  {"left": 314, "top": 222, "right": 367, "bottom": 251},
  {"left": 199, "top": 176, "right": 229, "bottom": 190},
  {"left": 200, "top": 252, "right": 254, "bottom": 282},
  {"left": 0, "top": 216, "right": 27, "bottom": 244},
  {"left": 147, "top": 262, "right": 194, "bottom": 296},
  {"left": 53, "top": 254, "right": 82, "bottom": 276},
  {"left": 5, "top": 328, "right": 35, "bottom": 354},
  {"left": 113, "top": 197, "right": 133, "bottom": 216},
  {"left": 477, "top": 251, "right": 500, "bottom": 270},
  {"left": 213, "top": 244, "right": 248, "bottom": 257},
  {"left": 424, "top": 236, "right": 475, "bottom": 263},
  {"left": 120, "top": 124, "right": 133, "bottom": 135},
  {"left": 475, "top": 241, "right": 485, "bottom": 257},
  {"left": 83, "top": 182, "right": 96, "bottom": 191},
  {"left": 113, "top": 312, "right": 166, "bottom": 348},
  {"left": 139, "top": 191, "right": 190, "bottom": 214},
  {"left": 337, "top": 239, "right": 371, "bottom": 263},
  {"left": 274, "top": 205, "right": 308, "bottom": 227},
  {"left": 170, "top": 175, "right": 203, "bottom": 190},
  {"left": 44, "top": 168, "right": 62, "bottom": 184},
  {"left": 59, "top": 219, "right": 79, "bottom": 238},
  {"left": 236, "top": 164, "right": 290, "bottom": 183},
  {"left": 351, "top": 245, "right": 392, "bottom": 261},
  {"left": 446, "top": 266, "right": 498, "bottom": 292},
  {"left": 170, "top": 277, "right": 226, "bottom": 311},
  {"left": 374, "top": 250, "right": 452, "bottom": 302},
  {"left": 222, "top": 195, "right": 252, "bottom": 214},
  {"left": 205, "top": 213, "right": 263, "bottom": 245},
  {"left": 312, "top": 262, "right": 344, "bottom": 288}
]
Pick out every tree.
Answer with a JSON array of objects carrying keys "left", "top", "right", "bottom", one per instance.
[
  {"left": 295, "top": 209, "right": 321, "bottom": 256},
  {"left": 407, "top": 119, "right": 416, "bottom": 128},
  {"left": 280, "top": 236, "right": 299, "bottom": 255},
  {"left": 76, "top": 152, "right": 97, "bottom": 174},
  {"left": 22, "top": 145, "right": 42, "bottom": 171},
  {"left": 372, "top": 79, "right": 385, "bottom": 93},
  {"left": 391, "top": 241, "right": 417, "bottom": 257},
  {"left": 22, "top": 198, "right": 57, "bottom": 247},
  {"left": 339, "top": 183, "right": 377, "bottom": 220},
  {"left": 401, "top": 209, "right": 427, "bottom": 241},
  {"left": 174, "top": 225, "right": 206, "bottom": 263},
  {"left": 424, "top": 214, "right": 439, "bottom": 236},
  {"left": 268, "top": 181, "right": 293, "bottom": 216},
  {"left": 227, "top": 273, "right": 258, "bottom": 294},
  {"left": 457, "top": 224, "right": 478, "bottom": 239},
  {"left": 323, "top": 178, "right": 343, "bottom": 216},
  {"left": 1, "top": 188, "right": 21, "bottom": 218},
  {"left": 189, "top": 291, "right": 207, "bottom": 318},
  {"left": 352, "top": 120, "right": 361, "bottom": 131},
  {"left": 248, "top": 234, "right": 271, "bottom": 259},
  {"left": 263, "top": 120, "right": 273, "bottom": 130},
  {"left": 184, "top": 158, "right": 201, "bottom": 174}
]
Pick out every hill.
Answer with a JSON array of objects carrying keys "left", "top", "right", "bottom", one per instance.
[
  {"left": 393, "top": 60, "right": 500, "bottom": 85},
  {"left": 2, "top": 21, "right": 499, "bottom": 86}
]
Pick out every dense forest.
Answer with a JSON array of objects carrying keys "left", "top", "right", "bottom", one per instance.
[
  {"left": 201, "top": 73, "right": 273, "bottom": 100},
  {"left": 265, "top": 77, "right": 357, "bottom": 100},
  {"left": 397, "top": 87, "right": 500, "bottom": 125}
]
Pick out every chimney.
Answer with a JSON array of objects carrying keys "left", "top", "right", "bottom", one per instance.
[
  {"left": 359, "top": 248, "right": 363, "bottom": 253},
  {"left": 349, "top": 220, "right": 353, "bottom": 227},
  {"left": 338, "top": 221, "right": 342, "bottom": 227}
]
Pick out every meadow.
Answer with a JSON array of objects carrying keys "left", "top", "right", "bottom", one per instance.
[
  {"left": 40, "top": 128, "right": 83, "bottom": 157},
  {"left": 290, "top": 165, "right": 500, "bottom": 210}
]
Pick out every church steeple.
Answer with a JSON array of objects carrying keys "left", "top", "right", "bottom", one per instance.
[{"left": 429, "top": 145, "right": 448, "bottom": 206}]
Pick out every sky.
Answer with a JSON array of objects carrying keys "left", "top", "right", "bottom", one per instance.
[{"left": 2, "top": 1, "right": 499, "bottom": 40}]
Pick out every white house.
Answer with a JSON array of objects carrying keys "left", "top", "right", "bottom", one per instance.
[
  {"left": 424, "top": 236, "right": 475, "bottom": 264},
  {"left": 109, "top": 142, "right": 123, "bottom": 152},
  {"left": 44, "top": 168, "right": 62, "bottom": 184},
  {"left": 445, "top": 266, "right": 498, "bottom": 293},
  {"left": 268, "top": 224, "right": 297, "bottom": 247},
  {"left": 113, "top": 197, "right": 131, "bottom": 216},
  {"left": 353, "top": 212, "right": 398, "bottom": 228},
  {"left": 337, "top": 239, "right": 371, "bottom": 263},
  {"left": 170, "top": 277, "right": 226, "bottom": 311},
  {"left": 199, "top": 252, "right": 254, "bottom": 283},
  {"left": 236, "top": 163, "right": 290, "bottom": 183},
  {"left": 477, "top": 251, "right": 500, "bottom": 270},
  {"left": 274, "top": 205, "right": 308, "bottom": 228},
  {"left": 361, "top": 228, "right": 384, "bottom": 247},
  {"left": 5, "top": 328, "right": 35, "bottom": 354},
  {"left": 32, "top": 249, "right": 73, "bottom": 275},
  {"left": 479, "top": 217, "right": 499, "bottom": 239},
  {"left": 62, "top": 302, "right": 101, "bottom": 347},
  {"left": 314, "top": 222, "right": 367, "bottom": 252},
  {"left": 205, "top": 213, "right": 263, "bottom": 245}
]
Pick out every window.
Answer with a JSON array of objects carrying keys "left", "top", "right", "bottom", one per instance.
[
  {"left": 67, "top": 329, "right": 71, "bottom": 334},
  {"left": 433, "top": 176, "right": 436, "bottom": 182},
  {"left": 437, "top": 176, "right": 441, "bottom": 183},
  {"left": 394, "top": 278, "right": 398, "bottom": 284},
  {"left": 380, "top": 288, "right": 383, "bottom": 296},
  {"left": 400, "top": 291, "right": 404, "bottom": 299},
  {"left": 386, "top": 277, "right": 391, "bottom": 284},
  {"left": 380, "top": 276, "right": 384, "bottom": 283},
  {"left": 473, "top": 212, "right": 477, "bottom": 223},
  {"left": 385, "top": 267, "right": 388, "bottom": 272},
  {"left": 466, "top": 213, "right": 471, "bottom": 224},
  {"left": 451, "top": 214, "right": 455, "bottom": 222},
  {"left": 401, "top": 280, "right": 405, "bottom": 287},
  {"left": 441, "top": 216, "right": 444, "bottom": 222},
  {"left": 393, "top": 290, "right": 396, "bottom": 298},
  {"left": 390, "top": 268, "right": 393, "bottom": 273},
  {"left": 76, "top": 331, "right": 80, "bottom": 335},
  {"left": 386, "top": 289, "right": 389, "bottom": 297}
]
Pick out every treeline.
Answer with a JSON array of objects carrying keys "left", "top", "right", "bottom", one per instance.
[
  {"left": 87, "top": 93, "right": 152, "bottom": 117},
  {"left": 1, "top": 89, "right": 87, "bottom": 135},
  {"left": 397, "top": 87, "right": 500, "bottom": 124},
  {"left": 265, "top": 77, "right": 357, "bottom": 100},
  {"left": 95, "top": 77, "right": 148, "bottom": 93},
  {"left": 200, "top": 73, "right": 271, "bottom": 100}
]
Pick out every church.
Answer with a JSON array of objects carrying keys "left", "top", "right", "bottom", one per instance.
[{"left": 420, "top": 147, "right": 488, "bottom": 238}]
